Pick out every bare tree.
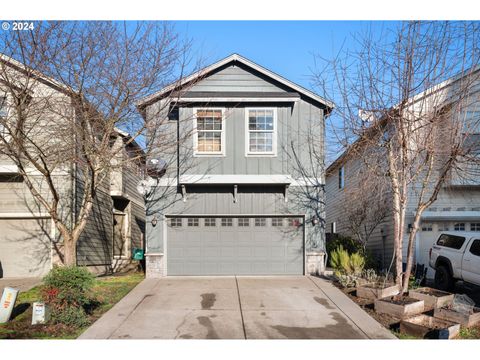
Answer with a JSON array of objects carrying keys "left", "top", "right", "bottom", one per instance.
[
  {"left": 342, "top": 167, "right": 390, "bottom": 253},
  {"left": 0, "top": 21, "right": 195, "bottom": 265},
  {"left": 315, "top": 21, "right": 480, "bottom": 292}
]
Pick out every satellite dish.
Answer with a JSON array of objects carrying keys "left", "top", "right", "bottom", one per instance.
[
  {"left": 147, "top": 158, "right": 167, "bottom": 178},
  {"left": 136, "top": 177, "right": 157, "bottom": 196}
]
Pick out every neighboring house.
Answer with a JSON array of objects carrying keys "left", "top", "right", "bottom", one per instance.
[
  {"left": 0, "top": 57, "right": 146, "bottom": 278},
  {"left": 137, "top": 54, "right": 334, "bottom": 277},
  {"left": 325, "top": 71, "right": 480, "bottom": 278}
]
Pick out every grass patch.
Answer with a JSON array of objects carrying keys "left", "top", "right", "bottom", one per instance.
[
  {"left": 457, "top": 326, "right": 480, "bottom": 339},
  {"left": 0, "top": 272, "right": 144, "bottom": 339}
]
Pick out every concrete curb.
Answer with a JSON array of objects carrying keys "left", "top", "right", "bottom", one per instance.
[
  {"left": 78, "top": 279, "right": 159, "bottom": 339},
  {"left": 308, "top": 276, "right": 398, "bottom": 340}
]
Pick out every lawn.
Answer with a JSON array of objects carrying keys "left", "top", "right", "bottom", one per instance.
[{"left": 0, "top": 272, "right": 144, "bottom": 339}]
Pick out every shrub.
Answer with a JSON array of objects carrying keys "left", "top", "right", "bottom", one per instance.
[
  {"left": 330, "top": 246, "right": 365, "bottom": 275},
  {"left": 41, "top": 266, "right": 95, "bottom": 327},
  {"left": 326, "top": 234, "right": 378, "bottom": 270},
  {"left": 50, "top": 306, "right": 90, "bottom": 327}
]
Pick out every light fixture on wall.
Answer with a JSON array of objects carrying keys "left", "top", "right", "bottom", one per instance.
[
  {"left": 311, "top": 216, "right": 319, "bottom": 226},
  {"left": 151, "top": 215, "right": 158, "bottom": 227}
]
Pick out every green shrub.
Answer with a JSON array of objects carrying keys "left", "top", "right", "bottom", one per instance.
[
  {"left": 330, "top": 246, "right": 366, "bottom": 276},
  {"left": 50, "top": 305, "right": 90, "bottom": 328},
  {"left": 327, "top": 234, "right": 378, "bottom": 270},
  {"left": 41, "top": 266, "right": 95, "bottom": 327},
  {"left": 349, "top": 253, "right": 365, "bottom": 274}
]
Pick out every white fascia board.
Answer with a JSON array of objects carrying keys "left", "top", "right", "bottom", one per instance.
[
  {"left": 420, "top": 210, "right": 480, "bottom": 221},
  {"left": 178, "top": 97, "right": 300, "bottom": 103},
  {"left": 136, "top": 53, "right": 334, "bottom": 110},
  {"left": 179, "top": 174, "right": 293, "bottom": 185},
  {"left": 155, "top": 175, "right": 324, "bottom": 187},
  {"left": 0, "top": 165, "right": 19, "bottom": 173},
  {"left": 0, "top": 212, "right": 50, "bottom": 219}
]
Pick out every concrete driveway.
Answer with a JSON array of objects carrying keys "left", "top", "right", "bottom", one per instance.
[{"left": 79, "top": 276, "right": 395, "bottom": 339}]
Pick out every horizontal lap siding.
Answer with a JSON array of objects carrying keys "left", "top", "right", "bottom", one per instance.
[
  {"left": 189, "top": 65, "right": 288, "bottom": 93},
  {"left": 76, "top": 187, "right": 113, "bottom": 266}
]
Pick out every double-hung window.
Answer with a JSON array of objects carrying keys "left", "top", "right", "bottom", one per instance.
[
  {"left": 194, "top": 109, "right": 224, "bottom": 155},
  {"left": 246, "top": 108, "right": 277, "bottom": 156}
]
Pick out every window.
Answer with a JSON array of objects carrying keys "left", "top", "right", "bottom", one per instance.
[
  {"left": 471, "top": 223, "right": 480, "bottom": 232},
  {"left": 470, "top": 240, "right": 480, "bottom": 257},
  {"left": 221, "top": 218, "right": 233, "bottom": 227},
  {"left": 272, "top": 218, "right": 283, "bottom": 227},
  {"left": 246, "top": 108, "right": 276, "bottom": 155},
  {"left": 170, "top": 218, "right": 182, "bottom": 227},
  {"left": 421, "top": 223, "right": 433, "bottom": 231},
  {"left": 437, "top": 234, "right": 466, "bottom": 250},
  {"left": 338, "top": 166, "right": 345, "bottom": 189},
  {"left": 194, "top": 109, "right": 224, "bottom": 155},
  {"left": 204, "top": 218, "right": 216, "bottom": 227},
  {"left": 454, "top": 223, "right": 465, "bottom": 231},
  {"left": 438, "top": 223, "right": 450, "bottom": 231},
  {"left": 0, "top": 96, "right": 9, "bottom": 139},
  {"left": 238, "top": 218, "right": 250, "bottom": 227},
  {"left": 187, "top": 218, "right": 199, "bottom": 227},
  {"left": 255, "top": 218, "right": 266, "bottom": 227},
  {"left": 0, "top": 96, "right": 7, "bottom": 118},
  {"left": 288, "top": 218, "right": 302, "bottom": 227},
  {"left": 168, "top": 106, "right": 179, "bottom": 121}
]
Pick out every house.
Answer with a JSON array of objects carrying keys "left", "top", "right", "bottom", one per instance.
[
  {"left": 0, "top": 56, "right": 146, "bottom": 278},
  {"left": 325, "top": 70, "right": 480, "bottom": 278},
  {"left": 137, "top": 53, "right": 334, "bottom": 277}
]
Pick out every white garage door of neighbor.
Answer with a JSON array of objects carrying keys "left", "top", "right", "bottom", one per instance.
[
  {"left": 166, "top": 216, "right": 304, "bottom": 276},
  {"left": 0, "top": 219, "right": 52, "bottom": 278}
]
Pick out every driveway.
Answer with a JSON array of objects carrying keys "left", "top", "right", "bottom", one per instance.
[
  {"left": 79, "top": 276, "right": 395, "bottom": 339},
  {"left": 0, "top": 278, "right": 41, "bottom": 294}
]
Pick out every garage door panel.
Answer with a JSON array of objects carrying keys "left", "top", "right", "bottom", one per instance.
[
  {"left": 167, "top": 216, "right": 304, "bottom": 275},
  {"left": 0, "top": 219, "right": 51, "bottom": 278}
]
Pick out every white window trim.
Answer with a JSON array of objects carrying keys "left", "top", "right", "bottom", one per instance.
[
  {"left": 245, "top": 107, "right": 277, "bottom": 157},
  {"left": 193, "top": 107, "right": 226, "bottom": 157}
]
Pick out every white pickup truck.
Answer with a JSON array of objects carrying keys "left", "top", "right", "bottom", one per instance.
[{"left": 429, "top": 231, "right": 480, "bottom": 291}]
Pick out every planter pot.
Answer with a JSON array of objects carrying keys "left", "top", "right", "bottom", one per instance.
[
  {"left": 409, "top": 287, "right": 454, "bottom": 311},
  {"left": 374, "top": 296, "right": 424, "bottom": 319},
  {"left": 400, "top": 314, "right": 460, "bottom": 339},
  {"left": 434, "top": 306, "right": 480, "bottom": 328},
  {"left": 356, "top": 283, "right": 400, "bottom": 300}
]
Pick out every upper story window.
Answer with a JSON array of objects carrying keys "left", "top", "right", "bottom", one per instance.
[
  {"left": 0, "top": 96, "right": 7, "bottom": 118},
  {"left": 338, "top": 166, "right": 345, "bottom": 189},
  {"left": 246, "top": 108, "right": 277, "bottom": 156},
  {"left": 193, "top": 108, "right": 225, "bottom": 156}
]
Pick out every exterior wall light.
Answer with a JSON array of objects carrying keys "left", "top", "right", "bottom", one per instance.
[
  {"left": 311, "top": 216, "right": 319, "bottom": 226},
  {"left": 151, "top": 215, "right": 158, "bottom": 227}
]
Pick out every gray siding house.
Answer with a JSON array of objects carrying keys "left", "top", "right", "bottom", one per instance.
[
  {"left": 137, "top": 54, "right": 334, "bottom": 277},
  {"left": 325, "top": 70, "right": 480, "bottom": 279},
  {"left": 0, "top": 57, "right": 146, "bottom": 278}
]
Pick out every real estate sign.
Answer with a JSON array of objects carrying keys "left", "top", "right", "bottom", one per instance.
[{"left": 0, "top": 287, "right": 19, "bottom": 323}]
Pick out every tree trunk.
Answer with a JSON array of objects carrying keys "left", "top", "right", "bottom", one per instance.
[
  {"left": 63, "top": 236, "right": 77, "bottom": 266},
  {"left": 402, "top": 211, "right": 423, "bottom": 292}
]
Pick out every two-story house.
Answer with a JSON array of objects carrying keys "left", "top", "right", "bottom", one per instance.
[
  {"left": 326, "top": 69, "right": 480, "bottom": 278},
  {"left": 0, "top": 56, "right": 146, "bottom": 278},
  {"left": 137, "top": 54, "right": 334, "bottom": 277}
]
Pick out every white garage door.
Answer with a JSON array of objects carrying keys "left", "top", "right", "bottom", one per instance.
[
  {"left": 166, "top": 216, "right": 304, "bottom": 275},
  {"left": 0, "top": 218, "right": 52, "bottom": 278}
]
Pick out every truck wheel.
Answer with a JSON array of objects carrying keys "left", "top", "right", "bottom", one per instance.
[{"left": 434, "top": 265, "right": 454, "bottom": 291}]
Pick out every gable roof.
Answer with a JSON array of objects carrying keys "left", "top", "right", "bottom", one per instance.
[
  {"left": 136, "top": 53, "right": 335, "bottom": 111},
  {"left": 326, "top": 66, "right": 480, "bottom": 175}
]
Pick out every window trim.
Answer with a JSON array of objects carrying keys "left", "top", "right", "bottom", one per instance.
[
  {"left": 244, "top": 107, "right": 278, "bottom": 157},
  {"left": 338, "top": 166, "right": 345, "bottom": 189},
  {"left": 193, "top": 107, "right": 226, "bottom": 157}
]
